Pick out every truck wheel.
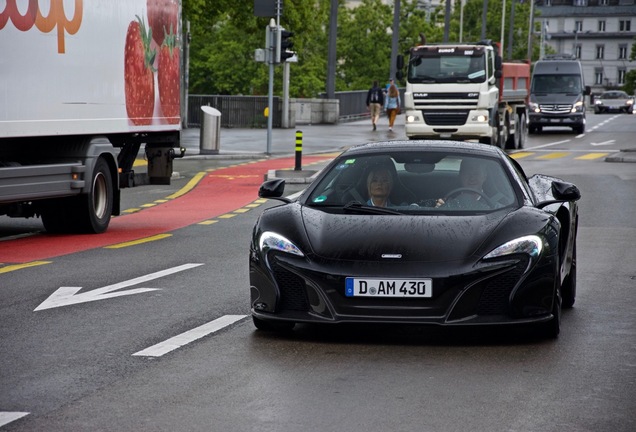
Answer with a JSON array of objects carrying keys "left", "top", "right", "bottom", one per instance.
[
  {"left": 517, "top": 113, "right": 527, "bottom": 149},
  {"left": 40, "top": 157, "right": 114, "bottom": 234},
  {"left": 505, "top": 113, "right": 520, "bottom": 150},
  {"left": 499, "top": 116, "right": 509, "bottom": 150},
  {"left": 78, "top": 157, "right": 114, "bottom": 233}
]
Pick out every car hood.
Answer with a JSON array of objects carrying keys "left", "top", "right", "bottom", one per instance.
[{"left": 300, "top": 207, "right": 508, "bottom": 262}]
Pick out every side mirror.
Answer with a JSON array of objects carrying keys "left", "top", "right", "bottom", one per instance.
[
  {"left": 258, "top": 179, "right": 290, "bottom": 203},
  {"left": 396, "top": 54, "right": 404, "bottom": 70},
  {"left": 536, "top": 180, "right": 581, "bottom": 209},
  {"left": 585, "top": 85, "right": 591, "bottom": 96}
]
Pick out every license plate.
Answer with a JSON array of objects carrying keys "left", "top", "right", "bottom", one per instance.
[
  {"left": 345, "top": 277, "right": 432, "bottom": 298},
  {"left": 550, "top": 118, "right": 561, "bottom": 123}
]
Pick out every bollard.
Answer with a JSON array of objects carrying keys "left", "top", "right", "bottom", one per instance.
[{"left": 294, "top": 130, "right": 303, "bottom": 171}]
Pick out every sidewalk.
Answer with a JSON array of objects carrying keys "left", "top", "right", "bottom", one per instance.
[{"left": 179, "top": 116, "right": 406, "bottom": 159}]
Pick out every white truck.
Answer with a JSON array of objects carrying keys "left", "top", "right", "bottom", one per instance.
[
  {"left": 396, "top": 39, "right": 530, "bottom": 150},
  {"left": 0, "top": 0, "right": 183, "bottom": 233}
]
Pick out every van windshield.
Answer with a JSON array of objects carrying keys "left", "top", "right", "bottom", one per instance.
[{"left": 531, "top": 74, "right": 582, "bottom": 94}]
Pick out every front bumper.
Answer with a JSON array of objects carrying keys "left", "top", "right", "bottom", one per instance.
[
  {"left": 250, "top": 250, "right": 557, "bottom": 327},
  {"left": 404, "top": 109, "right": 492, "bottom": 140},
  {"left": 528, "top": 112, "right": 585, "bottom": 127}
]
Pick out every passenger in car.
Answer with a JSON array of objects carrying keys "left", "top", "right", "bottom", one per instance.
[{"left": 366, "top": 166, "right": 395, "bottom": 207}]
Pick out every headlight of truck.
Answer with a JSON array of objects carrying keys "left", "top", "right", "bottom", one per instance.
[{"left": 259, "top": 231, "right": 304, "bottom": 256}]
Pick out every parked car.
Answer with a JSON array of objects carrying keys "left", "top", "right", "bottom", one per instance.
[
  {"left": 594, "top": 90, "right": 634, "bottom": 114},
  {"left": 250, "top": 141, "right": 580, "bottom": 339}
]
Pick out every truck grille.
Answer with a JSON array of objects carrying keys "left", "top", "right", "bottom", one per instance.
[
  {"left": 423, "top": 110, "right": 469, "bottom": 126},
  {"left": 539, "top": 104, "right": 572, "bottom": 114}
]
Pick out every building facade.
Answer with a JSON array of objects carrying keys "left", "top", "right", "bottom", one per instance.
[{"left": 536, "top": 0, "right": 636, "bottom": 93}]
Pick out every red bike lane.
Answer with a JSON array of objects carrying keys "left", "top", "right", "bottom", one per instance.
[{"left": 0, "top": 156, "right": 329, "bottom": 264}]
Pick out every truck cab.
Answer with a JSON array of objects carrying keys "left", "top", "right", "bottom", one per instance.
[
  {"left": 397, "top": 40, "right": 529, "bottom": 150},
  {"left": 528, "top": 55, "right": 590, "bottom": 135}
]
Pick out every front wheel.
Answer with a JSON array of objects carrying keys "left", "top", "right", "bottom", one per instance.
[{"left": 77, "top": 157, "right": 114, "bottom": 233}]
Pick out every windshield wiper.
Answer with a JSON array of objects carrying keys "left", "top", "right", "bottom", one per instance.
[{"left": 343, "top": 201, "right": 401, "bottom": 215}]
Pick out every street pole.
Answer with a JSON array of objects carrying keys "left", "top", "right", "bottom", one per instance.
[
  {"left": 282, "top": 60, "right": 290, "bottom": 128},
  {"left": 459, "top": 0, "right": 464, "bottom": 43},
  {"left": 527, "top": 0, "right": 535, "bottom": 61},
  {"left": 443, "top": 0, "right": 450, "bottom": 42},
  {"left": 267, "top": 19, "right": 275, "bottom": 155},
  {"left": 326, "top": 0, "right": 337, "bottom": 99},
  {"left": 390, "top": 0, "right": 400, "bottom": 80}
]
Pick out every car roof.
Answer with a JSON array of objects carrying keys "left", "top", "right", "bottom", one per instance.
[
  {"left": 342, "top": 140, "right": 506, "bottom": 159},
  {"left": 601, "top": 91, "right": 628, "bottom": 96}
]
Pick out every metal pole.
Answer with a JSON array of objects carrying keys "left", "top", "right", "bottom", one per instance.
[
  {"left": 390, "top": 0, "right": 400, "bottom": 80},
  {"left": 527, "top": 0, "right": 535, "bottom": 61},
  {"left": 294, "top": 130, "right": 302, "bottom": 171},
  {"left": 326, "top": 0, "right": 337, "bottom": 99},
  {"left": 443, "top": 0, "right": 450, "bottom": 42},
  {"left": 481, "top": 0, "right": 488, "bottom": 40},
  {"left": 500, "top": 0, "right": 506, "bottom": 59},
  {"left": 459, "top": 0, "right": 464, "bottom": 43},
  {"left": 267, "top": 19, "right": 275, "bottom": 155},
  {"left": 282, "top": 61, "right": 290, "bottom": 128},
  {"left": 507, "top": 0, "right": 516, "bottom": 60}
]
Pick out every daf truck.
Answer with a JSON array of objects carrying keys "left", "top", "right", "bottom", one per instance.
[
  {"left": 396, "top": 39, "right": 529, "bottom": 150},
  {"left": 0, "top": 0, "right": 183, "bottom": 234}
]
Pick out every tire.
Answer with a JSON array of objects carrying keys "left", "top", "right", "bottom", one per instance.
[
  {"left": 41, "top": 157, "right": 114, "bottom": 234},
  {"left": 77, "top": 157, "right": 113, "bottom": 233},
  {"left": 561, "top": 242, "right": 577, "bottom": 309},
  {"left": 517, "top": 113, "right": 527, "bottom": 149},
  {"left": 573, "top": 124, "right": 585, "bottom": 134},
  {"left": 252, "top": 316, "right": 295, "bottom": 332},
  {"left": 506, "top": 112, "right": 521, "bottom": 150},
  {"left": 499, "top": 115, "right": 509, "bottom": 150}
]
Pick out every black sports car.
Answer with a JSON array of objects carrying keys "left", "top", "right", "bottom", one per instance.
[{"left": 250, "top": 141, "right": 580, "bottom": 338}]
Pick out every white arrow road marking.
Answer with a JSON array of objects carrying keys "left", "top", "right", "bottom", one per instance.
[
  {"left": 132, "top": 314, "right": 247, "bottom": 357},
  {"left": 0, "top": 412, "right": 29, "bottom": 427},
  {"left": 590, "top": 140, "right": 615, "bottom": 146},
  {"left": 34, "top": 263, "right": 204, "bottom": 311}
]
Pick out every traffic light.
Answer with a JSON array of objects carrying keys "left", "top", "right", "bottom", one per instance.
[{"left": 277, "top": 27, "right": 294, "bottom": 63}]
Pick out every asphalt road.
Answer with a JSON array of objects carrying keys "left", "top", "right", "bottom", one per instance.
[{"left": 0, "top": 113, "right": 635, "bottom": 431}]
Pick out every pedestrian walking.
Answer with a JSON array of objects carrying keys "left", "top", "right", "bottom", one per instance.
[
  {"left": 366, "top": 80, "right": 384, "bottom": 131},
  {"left": 385, "top": 81, "right": 401, "bottom": 132}
]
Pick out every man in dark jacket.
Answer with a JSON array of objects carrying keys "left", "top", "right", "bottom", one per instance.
[{"left": 366, "top": 80, "right": 384, "bottom": 131}]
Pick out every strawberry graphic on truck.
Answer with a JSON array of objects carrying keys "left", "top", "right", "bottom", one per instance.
[{"left": 0, "top": 0, "right": 184, "bottom": 234}]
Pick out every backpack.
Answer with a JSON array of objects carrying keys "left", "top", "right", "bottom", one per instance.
[{"left": 370, "top": 88, "right": 380, "bottom": 103}]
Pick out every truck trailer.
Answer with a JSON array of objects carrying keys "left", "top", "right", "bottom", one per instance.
[
  {"left": 0, "top": 0, "right": 183, "bottom": 233},
  {"left": 396, "top": 39, "right": 529, "bottom": 150}
]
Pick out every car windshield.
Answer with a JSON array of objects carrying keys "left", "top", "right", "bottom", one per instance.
[
  {"left": 305, "top": 151, "right": 519, "bottom": 214},
  {"left": 601, "top": 91, "right": 628, "bottom": 100},
  {"left": 531, "top": 74, "right": 582, "bottom": 93}
]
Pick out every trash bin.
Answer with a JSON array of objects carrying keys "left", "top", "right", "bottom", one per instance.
[{"left": 200, "top": 106, "right": 221, "bottom": 154}]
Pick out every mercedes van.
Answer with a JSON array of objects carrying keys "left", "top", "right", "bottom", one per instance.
[{"left": 528, "top": 55, "right": 590, "bottom": 134}]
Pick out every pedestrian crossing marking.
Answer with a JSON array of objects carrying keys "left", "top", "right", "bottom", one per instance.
[
  {"left": 536, "top": 152, "right": 571, "bottom": 160},
  {"left": 509, "top": 152, "right": 534, "bottom": 159},
  {"left": 575, "top": 153, "right": 609, "bottom": 160}
]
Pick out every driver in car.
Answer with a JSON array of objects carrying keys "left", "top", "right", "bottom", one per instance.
[{"left": 436, "top": 158, "right": 490, "bottom": 209}]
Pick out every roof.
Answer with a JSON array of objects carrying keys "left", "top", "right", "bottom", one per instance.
[{"left": 343, "top": 140, "right": 505, "bottom": 157}]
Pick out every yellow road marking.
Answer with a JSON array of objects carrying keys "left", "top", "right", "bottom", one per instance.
[
  {"left": 536, "top": 152, "right": 570, "bottom": 160},
  {"left": 0, "top": 261, "right": 51, "bottom": 274},
  {"left": 509, "top": 152, "right": 534, "bottom": 159},
  {"left": 218, "top": 214, "right": 237, "bottom": 219},
  {"left": 105, "top": 233, "right": 172, "bottom": 249},
  {"left": 198, "top": 220, "right": 218, "bottom": 225},
  {"left": 245, "top": 203, "right": 261, "bottom": 208},
  {"left": 575, "top": 153, "right": 609, "bottom": 160},
  {"left": 133, "top": 159, "right": 146, "bottom": 167},
  {"left": 166, "top": 172, "right": 207, "bottom": 200},
  {"left": 233, "top": 208, "right": 250, "bottom": 214}
]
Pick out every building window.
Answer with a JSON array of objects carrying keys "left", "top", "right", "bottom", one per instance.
[
  {"left": 599, "top": 0, "right": 608, "bottom": 5},
  {"left": 619, "top": 45, "right": 628, "bottom": 60},
  {"left": 598, "top": 21, "right": 605, "bottom": 32},
  {"left": 573, "top": 0, "right": 587, "bottom": 6},
  {"left": 574, "top": 45, "right": 582, "bottom": 59},
  {"left": 575, "top": 21, "right": 583, "bottom": 32},
  {"left": 618, "top": 69, "right": 626, "bottom": 85},
  {"left": 596, "top": 45, "right": 604, "bottom": 60},
  {"left": 595, "top": 69, "right": 603, "bottom": 86},
  {"left": 619, "top": 20, "right": 631, "bottom": 32}
]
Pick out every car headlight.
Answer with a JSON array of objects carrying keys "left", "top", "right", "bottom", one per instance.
[
  {"left": 571, "top": 101, "right": 584, "bottom": 113},
  {"left": 483, "top": 235, "right": 543, "bottom": 260},
  {"left": 528, "top": 102, "right": 539, "bottom": 112},
  {"left": 627, "top": 99, "right": 634, "bottom": 106},
  {"left": 259, "top": 231, "right": 304, "bottom": 257},
  {"left": 594, "top": 100, "right": 602, "bottom": 105}
]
